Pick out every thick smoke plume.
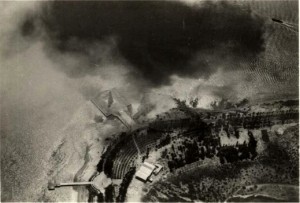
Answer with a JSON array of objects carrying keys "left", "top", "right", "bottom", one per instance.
[
  {"left": 24, "top": 1, "right": 266, "bottom": 87},
  {"left": 1, "top": 1, "right": 298, "bottom": 201}
]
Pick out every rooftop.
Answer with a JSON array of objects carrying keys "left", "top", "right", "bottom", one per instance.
[{"left": 135, "top": 162, "right": 156, "bottom": 182}]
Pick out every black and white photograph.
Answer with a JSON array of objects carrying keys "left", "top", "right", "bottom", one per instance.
[{"left": 0, "top": 0, "right": 299, "bottom": 202}]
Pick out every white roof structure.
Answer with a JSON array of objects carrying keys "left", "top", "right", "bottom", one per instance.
[
  {"left": 135, "top": 162, "right": 156, "bottom": 182},
  {"left": 153, "top": 164, "right": 163, "bottom": 175}
]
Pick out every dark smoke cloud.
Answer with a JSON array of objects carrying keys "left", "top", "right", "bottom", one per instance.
[{"left": 25, "top": 1, "right": 266, "bottom": 87}]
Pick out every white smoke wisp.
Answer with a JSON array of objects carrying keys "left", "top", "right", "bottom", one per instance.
[
  {"left": 0, "top": 2, "right": 151, "bottom": 201},
  {"left": 44, "top": 101, "right": 128, "bottom": 201},
  {"left": 0, "top": 2, "right": 130, "bottom": 202}
]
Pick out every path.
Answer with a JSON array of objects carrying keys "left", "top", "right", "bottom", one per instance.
[{"left": 132, "top": 134, "right": 141, "bottom": 156}]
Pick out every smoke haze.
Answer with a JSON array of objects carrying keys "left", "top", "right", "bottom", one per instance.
[
  {"left": 26, "top": 1, "right": 267, "bottom": 87},
  {"left": 0, "top": 1, "right": 298, "bottom": 201}
]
